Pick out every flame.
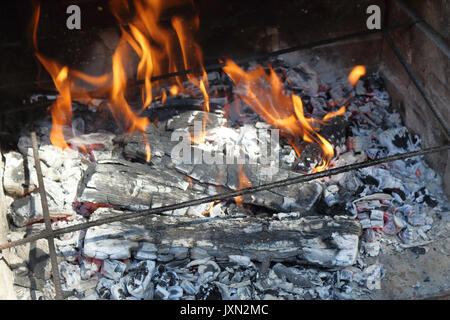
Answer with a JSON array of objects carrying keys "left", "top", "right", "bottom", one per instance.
[
  {"left": 172, "top": 14, "right": 211, "bottom": 144},
  {"left": 32, "top": 0, "right": 208, "bottom": 159},
  {"left": 190, "top": 79, "right": 210, "bottom": 144},
  {"left": 235, "top": 165, "right": 251, "bottom": 207},
  {"left": 185, "top": 176, "right": 193, "bottom": 190},
  {"left": 32, "top": 2, "right": 364, "bottom": 175},
  {"left": 169, "top": 85, "right": 179, "bottom": 96},
  {"left": 322, "top": 105, "right": 346, "bottom": 121},
  {"left": 348, "top": 65, "right": 366, "bottom": 86},
  {"left": 203, "top": 200, "right": 220, "bottom": 216},
  {"left": 32, "top": 6, "right": 72, "bottom": 149},
  {"left": 223, "top": 60, "right": 338, "bottom": 172}
]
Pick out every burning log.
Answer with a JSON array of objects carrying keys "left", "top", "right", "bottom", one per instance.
[
  {"left": 76, "top": 159, "right": 207, "bottom": 213},
  {"left": 82, "top": 214, "right": 362, "bottom": 268},
  {"left": 76, "top": 156, "right": 323, "bottom": 214}
]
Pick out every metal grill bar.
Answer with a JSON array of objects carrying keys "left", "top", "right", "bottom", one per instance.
[
  {"left": 30, "top": 132, "right": 63, "bottom": 300},
  {"left": 1, "top": 144, "right": 448, "bottom": 251},
  {"left": 395, "top": 0, "right": 450, "bottom": 60}
]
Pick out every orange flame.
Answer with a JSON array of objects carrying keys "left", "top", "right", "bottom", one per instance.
[
  {"left": 203, "top": 200, "right": 220, "bottom": 216},
  {"left": 322, "top": 105, "right": 346, "bottom": 121},
  {"left": 223, "top": 60, "right": 338, "bottom": 172},
  {"left": 348, "top": 65, "right": 366, "bottom": 86},
  {"left": 32, "top": 6, "right": 71, "bottom": 149},
  {"left": 235, "top": 165, "right": 251, "bottom": 207},
  {"left": 169, "top": 85, "right": 179, "bottom": 96},
  {"left": 32, "top": 1, "right": 208, "bottom": 161}
]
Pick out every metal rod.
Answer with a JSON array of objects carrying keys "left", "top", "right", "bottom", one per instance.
[
  {"left": 146, "top": 21, "right": 420, "bottom": 83},
  {"left": 383, "top": 30, "right": 450, "bottom": 141},
  {"left": 30, "top": 132, "right": 63, "bottom": 300},
  {"left": 395, "top": 0, "right": 450, "bottom": 59},
  {"left": 1, "top": 144, "right": 448, "bottom": 251},
  {"left": 0, "top": 20, "right": 419, "bottom": 94}
]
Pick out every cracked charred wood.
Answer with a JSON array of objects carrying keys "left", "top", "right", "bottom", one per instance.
[
  {"left": 175, "top": 161, "right": 323, "bottom": 213},
  {"left": 121, "top": 136, "right": 323, "bottom": 213},
  {"left": 82, "top": 215, "right": 362, "bottom": 268},
  {"left": 76, "top": 159, "right": 208, "bottom": 214}
]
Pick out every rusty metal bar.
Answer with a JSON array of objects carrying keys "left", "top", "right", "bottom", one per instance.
[
  {"left": 30, "top": 132, "right": 63, "bottom": 300},
  {"left": 1, "top": 143, "right": 448, "bottom": 251}
]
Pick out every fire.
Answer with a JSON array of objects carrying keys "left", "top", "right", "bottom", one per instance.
[
  {"left": 223, "top": 60, "right": 334, "bottom": 172},
  {"left": 223, "top": 61, "right": 366, "bottom": 172},
  {"left": 190, "top": 79, "right": 210, "bottom": 144},
  {"left": 348, "top": 65, "right": 366, "bottom": 86},
  {"left": 32, "top": 2, "right": 366, "bottom": 176},
  {"left": 32, "top": 0, "right": 209, "bottom": 161},
  {"left": 169, "top": 85, "right": 179, "bottom": 96},
  {"left": 322, "top": 105, "right": 346, "bottom": 121},
  {"left": 203, "top": 200, "right": 220, "bottom": 216},
  {"left": 235, "top": 165, "right": 251, "bottom": 207}
]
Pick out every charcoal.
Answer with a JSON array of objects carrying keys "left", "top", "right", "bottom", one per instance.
[
  {"left": 80, "top": 258, "right": 101, "bottom": 280},
  {"left": 83, "top": 233, "right": 137, "bottom": 260},
  {"left": 187, "top": 257, "right": 212, "bottom": 268},
  {"left": 110, "top": 279, "right": 129, "bottom": 300},
  {"left": 169, "top": 247, "right": 189, "bottom": 260},
  {"left": 286, "top": 62, "right": 319, "bottom": 96},
  {"left": 355, "top": 80, "right": 367, "bottom": 96},
  {"left": 382, "top": 213, "right": 399, "bottom": 235},
  {"left": 102, "top": 259, "right": 126, "bottom": 281},
  {"left": 126, "top": 260, "right": 155, "bottom": 299},
  {"left": 398, "top": 227, "right": 413, "bottom": 244},
  {"left": 59, "top": 261, "right": 81, "bottom": 291},
  {"left": 370, "top": 210, "right": 384, "bottom": 221},
  {"left": 197, "top": 261, "right": 221, "bottom": 285},
  {"left": 393, "top": 213, "right": 406, "bottom": 229},
  {"left": 329, "top": 80, "right": 354, "bottom": 106},
  {"left": 2, "top": 151, "right": 36, "bottom": 197},
  {"left": 190, "top": 248, "right": 210, "bottom": 260},
  {"left": 376, "top": 127, "right": 419, "bottom": 155},
  {"left": 363, "top": 241, "right": 380, "bottom": 257},
  {"left": 167, "top": 286, "right": 183, "bottom": 300},
  {"left": 180, "top": 280, "right": 197, "bottom": 296},
  {"left": 96, "top": 278, "right": 115, "bottom": 299},
  {"left": 153, "top": 268, "right": 178, "bottom": 288},
  {"left": 272, "top": 263, "right": 313, "bottom": 288},
  {"left": 134, "top": 243, "right": 157, "bottom": 260},
  {"left": 195, "top": 283, "right": 222, "bottom": 300},
  {"left": 228, "top": 255, "right": 254, "bottom": 268},
  {"left": 59, "top": 245, "right": 78, "bottom": 263},
  {"left": 323, "top": 184, "right": 340, "bottom": 207}
]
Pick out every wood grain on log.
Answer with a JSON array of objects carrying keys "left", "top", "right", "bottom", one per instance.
[{"left": 83, "top": 214, "right": 362, "bottom": 268}]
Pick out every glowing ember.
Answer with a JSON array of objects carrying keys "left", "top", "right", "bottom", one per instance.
[
  {"left": 348, "top": 65, "right": 367, "bottom": 86},
  {"left": 169, "top": 85, "right": 179, "bottom": 96}
]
